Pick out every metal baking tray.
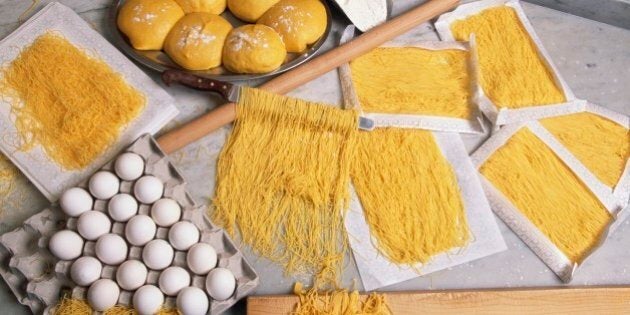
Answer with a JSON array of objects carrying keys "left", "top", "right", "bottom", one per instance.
[{"left": 108, "top": 0, "right": 332, "bottom": 81}]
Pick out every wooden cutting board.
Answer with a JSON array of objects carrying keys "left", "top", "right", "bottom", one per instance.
[{"left": 247, "top": 286, "right": 630, "bottom": 314}]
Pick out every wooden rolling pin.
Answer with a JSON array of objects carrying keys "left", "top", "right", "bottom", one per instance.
[
  {"left": 157, "top": 0, "right": 460, "bottom": 154},
  {"left": 247, "top": 286, "right": 630, "bottom": 314}
]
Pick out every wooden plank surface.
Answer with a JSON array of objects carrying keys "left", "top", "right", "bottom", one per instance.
[{"left": 247, "top": 286, "right": 630, "bottom": 314}]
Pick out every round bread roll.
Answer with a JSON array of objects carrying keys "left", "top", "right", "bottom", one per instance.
[
  {"left": 226, "top": 0, "right": 279, "bottom": 23},
  {"left": 175, "top": 0, "right": 226, "bottom": 14},
  {"left": 222, "top": 24, "right": 286, "bottom": 74},
  {"left": 117, "top": 0, "right": 185, "bottom": 50},
  {"left": 164, "top": 13, "right": 232, "bottom": 70},
  {"left": 258, "top": 0, "right": 327, "bottom": 53}
]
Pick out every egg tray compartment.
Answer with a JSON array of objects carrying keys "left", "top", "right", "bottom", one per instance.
[
  {"left": 0, "top": 208, "right": 70, "bottom": 314},
  {"left": 0, "top": 134, "right": 259, "bottom": 314}
]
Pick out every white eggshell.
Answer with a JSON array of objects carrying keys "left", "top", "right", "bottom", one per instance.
[
  {"left": 115, "top": 152, "right": 145, "bottom": 181},
  {"left": 177, "top": 287, "right": 209, "bottom": 315},
  {"left": 187, "top": 243, "right": 217, "bottom": 275},
  {"left": 95, "top": 233, "right": 128, "bottom": 265},
  {"left": 142, "top": 239, "right": 174, "bottom": 270},
  {"left": 108, "top": 193, "right": 138, "bottom": 222},
  {"left": 88, "top": 279, "right": 120, "bottom": 311},
  {"left": 134, "top": 176, "right": 164, "bottom": 204},
  {"left": 205, "top": 268, "right": 236, "bottom": 301},
  {"left": 70, "top": 256, "right": 102, "bottom": 286},
  {"left": 116, "top": 260, "right": 148, "bottom": 291},
  {"left": 158, "top": 266, "right": 191, "bottom": 296},
  {"left": 133, "top": 285, "right": 164, "bottom": 315},
  {"left": 168, "top": 221, "right": 199, "bottom": 251},
  {"left": 89, "top": 171, "right": 120, "bottom": 200},
  {"left": 59, "top": 187, "right": 93, "bottom": 217},
  {"left": 49, "top": 230, "right": 84, "bottom": 261},
  {"left": 125, "top": 215, "right": 157, "bottom": 246},
  {"left": 150, "top": 198, "right": 181, "bottom": 227},
  {"left": 77, "top": 211, "right": 111, "bottom": 241}
]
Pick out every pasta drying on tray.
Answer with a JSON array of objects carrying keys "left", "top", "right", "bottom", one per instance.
[
  {"left": 472, "top": 120, "right": 625, "bottom": 282},
  {"left": 342, "top": 39, "right": 484, "bottom": 134},
  {"left": 450, "top": 7, "right": 565, "bottom": 108},
  {"left": 479, "top": 128, "right": 612, "bottom": 263},
  {"left": 351, "top": 47, "right": 472, "bottom": 119},
  {"left": 351, "top": 128, "right": 470, "bottom": 265},
  {"left": 541, "top": 111, "right": 630, "bottom": 189},
  {"left": 435, "top": 0, "right": 581, "bottom": 127},
  {"left": 0, "top": 33, "right": 145, "bottom": 171}
]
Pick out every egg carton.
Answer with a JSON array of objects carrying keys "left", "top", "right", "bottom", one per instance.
[{"left": 0, "top": 134, "right": 259, "bottom": 314}]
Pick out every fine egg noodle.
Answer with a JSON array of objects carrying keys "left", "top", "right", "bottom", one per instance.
[
  {"left": 345, "top": 129, "right": 506, "bottom": 291},
  {"left": 339, "top": 29, "right": 484, "bottom": 134},
  {"left": 435, "top": 0, "right": 582, "bottom": 127},
  {"left": 213, "top": 87, "right": 358, "bottom": 288},
  {"left": 0, "top": 3, "right": 179, "bottom": 201},
  {"left": 539, "top": 103, "right": 630, "bottom": 207},
  {"left": 472, "top": 121, "right": 623, "bottom": 282}
]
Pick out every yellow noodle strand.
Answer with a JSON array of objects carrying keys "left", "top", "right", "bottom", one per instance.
[
  {"left": 480, "top": 128, "right": 612, "bottom": 262},
  {"left": 53, "top": 297, "right": 178, "bottom": 315},
  {"left": 0, "top": 154, "right": 18, "bottom": 205},
  {"left": 213, "top": 87, "right": 358, "bottom": 287},
  {"left": 352, "top": 128, "right": 469, "bottom": 265},
  {"left": 451, "top": 6, "right": 566, "bottom": 108},
  {"left": 293, "top": 283, "right": 391, "bottom": 315},
  {"left": 541, "top": 112, "right": 630, "bottom": 187},
  {"left": 350, "top": 47, "right": 472, "bottom": 119},
  {"left": 0, "top": 32, "right": 145, "bottom": 170}
]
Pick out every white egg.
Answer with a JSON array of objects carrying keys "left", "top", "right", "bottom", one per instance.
[
  {"left": 158, "top": 266, "right": 190, "bottom": 296},
  {"left": 88, "top": 279, "right": 120, "bottom": 311},
  {"left": 134, "top": 176, "right": 164, "bottom": 204},
  {"left": 49, "top": 230, "right": 84, "bottom": 261},
  {"left": 95, "top": 233, "right": 128, "bottom": 265},
  {"left": 125, "top": 215, "right": 156, "bottom": 246},
  {"left": 59, "top": 187, "right": 93, "bottom": 217},
  {"left": 116, "top": 260, "right": 148, "bottom": 291},
  {"left": 133, "top": 285, "right": 164, "bottom": 315},
  {"left": 70, "top": 256, "right": 102, "bottom": 286},
  {"left": 176, "top": 287, "right": 209, "bottom": 315},
  {"left": 168, "top": 221, "right": 199, "bottom": 251},
  {"left": 205, "top": 267, "right": 236, "bottom": 301},
  {"left": 115, "top": 152, "right": 145, "bottom": 181},
  {"left": 187, "top": 243, "right": 217, "bottom": 275},
  {"left": 142, "top": 239, "right": 174, "bottom": 270},
  {"left": 150, "top": 198, "right": 181, "bottom": 227},
  {"left": 77, "top": 211, "right": 111, "bottom": 241},
  {"left": 89, "top": 171, "right": 120, "bottom": 200},
  {"left": 108, "top": 193, "right": 138, "bottom": 222}
]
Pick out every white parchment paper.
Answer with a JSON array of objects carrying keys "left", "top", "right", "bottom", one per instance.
[
  {"left": 434, "top": 0, "right": 582, "bottom": 128},
  {"left": 471, "top": 121, "right": 625, "bottom": 282},
  {"left": 344, "top": 132, "right": 507, "bottom": 291},
  {"left": 0, "top": 3, "right": 178, "bottom": 201}
]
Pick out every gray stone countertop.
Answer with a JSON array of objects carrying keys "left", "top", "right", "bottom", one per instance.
[{"left": 0, "top": 0, "right": 628, "bottom": 314}]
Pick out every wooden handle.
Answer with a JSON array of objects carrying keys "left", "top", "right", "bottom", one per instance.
[
  {"left": 247, "top": 286, "right": 630, "bottom": 315},
  {"left": 157, "top": 0, "right": 460, "bottom": 154}
]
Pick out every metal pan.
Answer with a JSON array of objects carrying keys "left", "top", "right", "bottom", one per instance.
[{"left": 108, "top": 0, "right": 332, "bottom": 81}]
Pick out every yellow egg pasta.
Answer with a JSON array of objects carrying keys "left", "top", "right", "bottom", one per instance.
[
  {"left": 0, "top": 32, "right": 145, "bottom": 170},
  {"left": 450, "top": 6, "right": 566, "bottom": 108},
  {"left": 351, "top": 128, "right": 470, "bottom": 265},
  {"left": 293, "top": 282, "right": 392, "bottom": 315},
  {"left": 480, "top": 128, "right": 612, "bottom": 262},
  {"left": 541, "top": 112, "right": 630, "bottom": 187},
  {"left": 350, "top": 47, "right": 473, "bottom": 119},
  {"left": 213, "top": 87, "right": 358, "bottom": 286}
]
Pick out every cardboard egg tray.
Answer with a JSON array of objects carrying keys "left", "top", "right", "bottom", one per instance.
[{"left": 0, "top": 134, "right": 259, "bottom": 314}]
